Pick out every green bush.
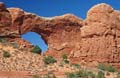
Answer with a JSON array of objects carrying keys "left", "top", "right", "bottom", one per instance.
[
  {"left": 43, "top": 56, "right": 57, "bottom": 65},
  {"left": 63, "top": 59, "right": 69, "bottom": 64},
  {"left": 0, "top": 38, "right": 5, "bottom": 43},
  {"left": 98, "top": 63, "right": 106, "bottom": 71},
  {"left": 105, "top": 65, "right": 116, "bottom": 72},
  {"left": 65, "top": 72, "right": 75, "bottom": 78},
  {"left": 61, "top": 53, "right": 69, "bottom": 64},
  {"left": 61, "top": 59, "right": 69, "bottom": 65},
  {"left": 62, "top": 53, "right": 67, "bottom": 60},
  {"left": 86, "top": 71, "right": 96, "bottom": 78},
  {"left": 77, "top": 70, "right": 88, "bottom": 78},
  {"left": 98, "top": 63, "right": 116, "bottom": 72},
  {"left": 97, "top": 71, "right": 105, "bottom": 78},
  {"left": 31, "top": 45, "right": 42, "bottom": 54},
  {"left": 3, "top": 51, "right": 11, "bottom": 58},
  {"left": 65, "top": 70, "right": 95, "bottom": 78},
  {"left": 71, "top": 63, "right": 81, "bottom": 69},
  {"left": 80, "top": 70, "right": 95, "bottom": 78}
]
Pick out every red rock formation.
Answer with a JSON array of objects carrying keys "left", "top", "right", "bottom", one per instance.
[
  {"left": 80, "top": 4, "right": 120, "bottom": 67},
  {"left": 0, "top": 3, "right": 120, "bottom": 67},
  {"left": 0, "top": 2, "right": 12, "bottom": 36}
]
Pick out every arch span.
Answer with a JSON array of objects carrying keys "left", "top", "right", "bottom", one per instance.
[{"left": 22, "top": 32, "right": 48, "bottom": 52}]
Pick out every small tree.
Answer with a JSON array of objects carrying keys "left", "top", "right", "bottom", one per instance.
[
  {"left": 43, "top": 56, "right": 57, "bottom": 65},
  {"left": 31, "top": 45, "right": 42, "bottom": 54}
]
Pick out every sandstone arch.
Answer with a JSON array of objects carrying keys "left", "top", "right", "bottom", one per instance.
[{"left": 1, "top": 3, "right": 120, "bottom": 67}]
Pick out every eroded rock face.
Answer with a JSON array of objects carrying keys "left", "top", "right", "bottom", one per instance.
[
  {"left": 80, "top": 4, "right": 120, "bottom": 65},
  {"left": 0, "top": 2, "right": 120, "bottom": 67},
  {"left": 0, "top": 2, "right": 12, "bottom": 36}
]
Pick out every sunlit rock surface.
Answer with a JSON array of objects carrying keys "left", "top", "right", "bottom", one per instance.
[{"left": 0, "top": 2, "right": 120, "bottom": 67}]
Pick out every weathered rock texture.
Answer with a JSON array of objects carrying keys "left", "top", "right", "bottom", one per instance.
[{"left": 0, "top": 3, "right": 120, "bottom": 67}]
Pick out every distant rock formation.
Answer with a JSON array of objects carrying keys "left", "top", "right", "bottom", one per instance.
[{"left": 0, "top": 2, "right": 120, "bottom": 67}]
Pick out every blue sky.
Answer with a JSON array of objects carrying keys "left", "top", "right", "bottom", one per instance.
[{"left": 0, "top": 0, "right": 120, "bottom": 52}]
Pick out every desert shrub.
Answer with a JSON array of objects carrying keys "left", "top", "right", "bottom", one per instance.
[
  {"left": 31, "top": 45, "right": 42, "bottom": 54},
  {"left": 77, "top": 70, "right": 88, "bottom": 78},
  {"left": 105, "top": 65, "right": 116, "bottom": 72},
  {"left": 43, "top": 56, "right": 57, "bottom": 65},
  {"left": 33, "top": 74, "right": 41, "bottom": 78},
  {"left": 80, "top": 70, "right": 95, "bottom": 78},
  {"left": 0, "top": 38, "right": 3, "bottom": 42},
  {"left": 98, "top": 63, "right": 116, "bottom": 72},
  {"left": 0, "top": 38, "right": 5, "bottom": 43},
  {"left": 97, "top": 71, "right": 105, "bottom": 78},
  {"left": 63, "top": 59, "right": 69, "bottom": 64},
  {"left": 65, "top": 72, "right": 75, "bottom": 78},
  {"left": 61, "top": 53, "right": 69, "bottom": 64},
  {"left": 61, "top": 59, "right": 69, "bottom": 65},
  {"left": 98, "top": 63, "right": 106, "bottom": 71},
  {"left": 65, "top": 70, "right": 95, "bottom": 78},
  {"left": 71, "top": 63, "right": 81, "bottom": 69},
  {"left": 3, "top": 51, "right": 11, "bottom": 58},
  {"left": 86, "top": 71, "right": 96, "bottom": 78},
  {"left": 62, "top": 53, "right": 67, "bottom": 60}
]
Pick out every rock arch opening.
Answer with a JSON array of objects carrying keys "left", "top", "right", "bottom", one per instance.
[{"left": 21, "top": 32, "right": 48, "bottom": 52}]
